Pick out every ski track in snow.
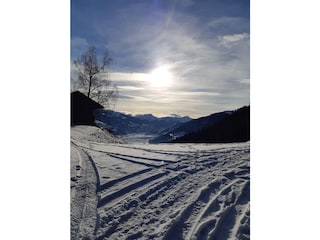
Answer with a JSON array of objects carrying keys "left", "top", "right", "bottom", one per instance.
[
  {"left": 70, "top": 142, "right": 99, "bottom": 240},
  {"left": 71, "top": 133, "right": 250, "bottom": 240}
]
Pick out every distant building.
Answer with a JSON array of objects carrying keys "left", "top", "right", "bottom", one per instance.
[{"left": 71, "top": 91, "right": 103, "bottom": 126}]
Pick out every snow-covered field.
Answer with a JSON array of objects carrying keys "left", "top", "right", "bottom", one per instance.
[{"left": 71, "top": 126, "right": 250, "bottom": 240}]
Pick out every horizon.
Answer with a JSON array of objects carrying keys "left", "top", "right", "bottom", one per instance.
[
  {"left": 98, "top": 103, "right": 247, "bottom": 119},
  {"left": 71, "top": 0, "right": 250, "bottom": 118}
]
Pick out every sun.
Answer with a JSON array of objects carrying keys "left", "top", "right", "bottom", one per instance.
[{"left": 148, "top": 66, "right": 173, "bottom": 88}]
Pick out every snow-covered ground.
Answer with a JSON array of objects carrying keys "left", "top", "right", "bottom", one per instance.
[{"left": 71, "top": 126, "right": 250, "bottom": 240}]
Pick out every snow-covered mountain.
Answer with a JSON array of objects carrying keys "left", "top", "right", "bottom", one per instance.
[{"left": 94, "top": 109, "right": 191, "bottom": 136}]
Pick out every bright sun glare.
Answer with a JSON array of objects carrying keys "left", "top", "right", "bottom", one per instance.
[{"left": 148, "top": 66, "right": 173, "bottom": 88}]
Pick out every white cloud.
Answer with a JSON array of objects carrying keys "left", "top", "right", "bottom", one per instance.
[
  {"left": 109, "top": 72, "right": 148, "bottom": 82},
  {"left": 220, "top": 33, "right": 249, "bottom": 43},
  {"left": 218, "top": 33, "right": 250, "bottom": 48},
  {"left": 118, "top": 86, "right": 144, "bottom": 91},
  {"left": 180, "top": 91, "right": 221, "bottom": 97}
]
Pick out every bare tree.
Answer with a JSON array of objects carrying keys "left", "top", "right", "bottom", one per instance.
[{"left": 73, "top": 46, "right": 118, "bottom": 107}]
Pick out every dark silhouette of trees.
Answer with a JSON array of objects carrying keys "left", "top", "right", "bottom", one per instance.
[{"left": 73, "top": 46, "right": 118, "bottom": 107}]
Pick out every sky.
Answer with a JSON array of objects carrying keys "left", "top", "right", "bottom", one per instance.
[{"left": 71, "top": 0, "right": 250, "bottom": 118}]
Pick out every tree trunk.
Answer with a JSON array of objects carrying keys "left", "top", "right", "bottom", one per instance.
[{"left": 88, "top": 76, "right": 92, "bottom": 98}]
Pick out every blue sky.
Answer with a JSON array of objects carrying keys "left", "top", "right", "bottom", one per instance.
[{"left": 71, "top": 0, "right": 250, "bottom": 118}]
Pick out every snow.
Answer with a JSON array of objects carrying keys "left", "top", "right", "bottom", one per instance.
[
  {"left": 71, "top": 126, "right": 250, "bottom": 239},
  {"left": 71, "top": 142, "right": 98, "bottom": 239},
  {"left": 71, "top": 125, "right": 125, "bottom": 144},
  {"left": 121, "top": 133, "right": 158, "bottom": 144}
]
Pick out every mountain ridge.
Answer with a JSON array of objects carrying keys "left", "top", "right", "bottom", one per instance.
[
  {"left": 94, "top": 109, "right": 192, "bottom": 136},
  {"left": 149, "top": 110, "right": 232, "bottom": 143},
  {"left": 93, "top": 106, "right": 249, "bottom": 144},
  {"left": 172, "top": 105, "right": 250, "bottom": 143}
]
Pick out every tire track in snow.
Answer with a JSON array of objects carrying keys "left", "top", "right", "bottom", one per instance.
[
  {"left": 81, "top": 142, "right": 249, "bottom": 239},
  {"left": 98, "top": 168, "right": 153, "bottom": 192},
  {"left": 106, "top": 153, "right": 166, "bottom": 168},
  {"left": 70, "top": 143, "right": 99, "bottom": 240},
  {"left": 97, "top": 171, "right": 169, "bottom": 208},
  {"left": 107, "top": 151, "right": 175, "bottom": 164},
  {"left": 96, "top": 153, "right": 244, "bottom": 239},
  {"left": 207, "top": 181, "right": 250, "bottom": 240},
  {"left": 114, "top": 144, "right": 190, "bottom": 157},
  {"left": 228, "top": 202, "right": 250, "bottom": 240},
  {"left": 78, "top": 145, "right": 178, "bottom": 168},
  {"left": 162, "top": 178, "right": 238, "bottom": 240},
  {"left": 95, "top": 153, "right": 211, "bottom": 238},
  {"left": 188, "top": 179, "right": 243, "bottom": 240},
  {"left": 95, "top": 171, "right": 188, "bottom": 239}
]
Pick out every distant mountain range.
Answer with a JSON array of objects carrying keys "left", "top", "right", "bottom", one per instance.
[
  {"left": 94, "top": 109, "right": 191, "bottom": 136},
  {"left": 93, "top": 106, "right": 249, "bottom": 144},
  {"left": 149, "top": 111, "right": 232, "bottom": 143}
]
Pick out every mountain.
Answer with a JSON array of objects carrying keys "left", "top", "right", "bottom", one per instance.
[
  {"left": 94, "top": 109, "right": 191, "bottom": 136},
  {"left": 172, "top": 106, "right": 250, "bottom": 143},
  {"left": 134, "top": 114, "right": 158, "bottom": 121},
  {"left": 149, "top": 110, "right": 232, "bottom": 143}
]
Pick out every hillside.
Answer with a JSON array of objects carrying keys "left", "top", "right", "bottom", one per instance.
[
  {"left": 71, "top": 125, "right": 125, "bottom": 144},
  {"left": 149, "top": 111, "right": 232, "bottom": 143},
  {"left": 173, "top": 106, "right": 250, "bottom": 143}
]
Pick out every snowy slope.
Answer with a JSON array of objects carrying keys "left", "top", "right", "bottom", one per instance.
[
  {"left": 71, "top": 126, "right": 250, "bottom": 239},
  {"left": 71, "top": 125, "right": 124, "bottom": 239},
  {"left": 71, "top": 125, "right": 125, "bottom": 144}
]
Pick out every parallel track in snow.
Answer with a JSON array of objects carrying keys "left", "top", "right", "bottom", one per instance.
[
  {"left": 74, "top": 142, "right": 250, "bottom": 240},
  {"left": 70, "top": 142, "right": 99, "bottom": 240}
]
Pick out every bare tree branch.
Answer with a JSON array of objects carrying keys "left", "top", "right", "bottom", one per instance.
[{"left": 72, "top": 46, "right": 118, "bottom": 107}]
